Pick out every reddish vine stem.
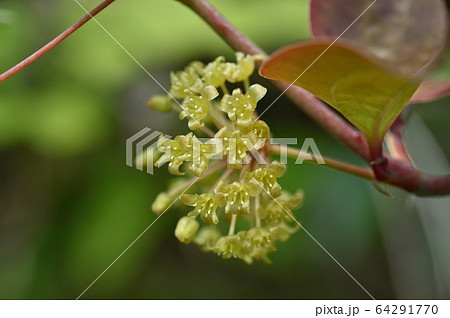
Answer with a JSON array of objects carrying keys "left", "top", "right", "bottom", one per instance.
[
  {"left": 176, "top": 0, "right": 370, "bottom": 162},
  {"left": 268, "top": 144, "right": 374, "bottom": 180},
  {"left": 0, "top": 0, "right": 117, "bottom": 83},
  {"left": 179, "top": 0, "right": 450, "bottom": 196}
]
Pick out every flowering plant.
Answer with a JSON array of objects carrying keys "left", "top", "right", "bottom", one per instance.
[{"left": 148, "top": 53, "right": 304, "bottom": 264}]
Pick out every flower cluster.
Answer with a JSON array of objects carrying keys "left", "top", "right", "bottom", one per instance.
[{"left": 147, "top": 53, "right": 304, "bottom": 264}]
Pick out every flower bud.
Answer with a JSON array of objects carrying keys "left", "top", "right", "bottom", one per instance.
[
  {"left": 175, "top": 216, "right": 199, "bottom": 244},
  {"left": 152, "top": 192, "right": 172, "bottom": 215},
  {"left": 147, "top": 95, "right": 173, "bottom": 112}
]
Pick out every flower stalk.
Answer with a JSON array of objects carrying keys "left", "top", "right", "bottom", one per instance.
[{"left": 268, "top": 144, "right": 374, "bottom": 180}]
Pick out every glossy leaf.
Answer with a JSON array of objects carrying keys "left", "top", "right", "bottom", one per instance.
[
  {"left": 310, "top": 0, "right": 448, "bottom": 77},
  {"left": 260, "top": 39, "right": 420, "bottom": 151}
]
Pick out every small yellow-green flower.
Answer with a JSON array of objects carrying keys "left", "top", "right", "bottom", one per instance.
[
  {"left": 186, "top": 134, "right": 216, "bottom": 177},
  {"left": 259, "top": 190, "right": 304, "bottom": 225},
  {"left": 181, "top": 193, "right": 226, "bottom": 224},
  {"left": 213, "top": 229, "right": 278, "bottom": 264},
  {"left": 169, "top": 61, "right": 204, "bottom": 98},
  {"left": 246, "top": 227, "right": 278, "bottom": 247},
  {"left": 240, "top": 120, "right": 271, "bottom": 140},
  {"left": 219, "top": 84, "right": 267, "bottom": 127},
  {"left": 224, "top": 52, "right": 264, "bottom": 83},
  {"left": 275, "top": 222, "right": 300, "bottom": 242},
  {"left": 180, "top": 85, "right": 219, "bottom": 130},
  {"left": 245, "top": 228, "right": 278, "bottom": 264},
  {"left": 213, "top": 234, "right": 252, "bottom": 264},
  {"left": 202, "top": 56, "right": 228, "bottom": 88},
  {"left": 243, "top": 161, "right": 286, "bottom": 197},
  {"left": 155, "top": 134, "right": 192, "bottom": 175},
  {"left": 155, "top": 133, "right": 215, "bottom": 177},
  {"left": 215, "top": 126, "right": 265, "bottom": 168},
  {"left": 249, "top": 245, "right": 275, "bottom": 264},
  {"left": 214, "top": 180, "right": 260, "bottom": 214}
]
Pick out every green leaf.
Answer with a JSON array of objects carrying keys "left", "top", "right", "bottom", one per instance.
[
  {"left": 260, "top": 39, "right": 420, "bottom": 154},
  {"left": 310, "top": 0, "right": 448, "bottom": 77},
  {"left": 310, "top": 0, "right": 450, "bottom": 104}
]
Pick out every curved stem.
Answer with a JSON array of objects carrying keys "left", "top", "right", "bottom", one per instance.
[
  {"left": 207, "top": 109, "right": 225, "bottom": 130},
  {"left": 372, "top": 157, "right": 450, "bottom": 196},
  {"left": 220, "top": 83, "right": 230, "bottom": 95},
  {"left": 0, "top": 0, "right": 117, "bottom": 83},
  {"left": 228, "top": 214, "right": 237, "bottom": 235},
  {"left": 254, "top": 195, "right": 261, "bottom": 228},
  {"left": 243, "top": 78, "right": 250, "bottom": 92},
  {"left": 199, "top": 126, "right": 215, "bottom": 138},
  {"left": 209, "top": 105, "right": 234, "bottom": 131},
  {"left": 178, "top": 0, "right": 370, "bottom": 161},
  {"left": 203, "top": 160, "right": 228, "bottom": 178},
  {"left": 269, "top": 144, "right": 374, "bottom": 180},
  {"left": 211, "top": 167, "right": 234, "bottom": 190}
]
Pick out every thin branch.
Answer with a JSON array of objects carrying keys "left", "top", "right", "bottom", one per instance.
[
  {"left": 228, "top": 214, "right": 237, "bottom": 235},
  {"left": 178, "top": 0, "right": 370, "bottom": 161},
  {"left": 199, "top": 125, "right": 215, "bottom": 138},
  {"left": 0, "top": 0, "right": 117, "bottom": 83},
  {"left": 369, "top": 157, "right": 450, "bottom": 196},
  {"left": 254, "top": 195, "right": 261, "bottom": 228},
  {"left": 269, "top": 144, "right": 374, "bottom": 180},
  {"left": 202, "top": 159, "right": 228, "bottom": 178},
  {"left": 210, "top": 167, "right": 234, "bottom": 190}
]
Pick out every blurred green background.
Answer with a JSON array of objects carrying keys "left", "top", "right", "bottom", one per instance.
[{"left": 0, "top": 0, "right": 449, "bottom": 299}]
